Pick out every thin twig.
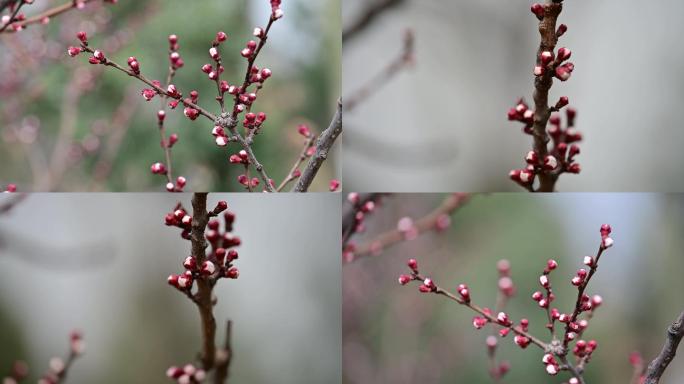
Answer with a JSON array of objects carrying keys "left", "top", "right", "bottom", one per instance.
[
  {"left": 214, "top": 320, "right": 233, "bottom": 384},
  {"left": 276, "top": 134, "right": 316, "bottom": 191},
  {"left": 342, "top": 0, "right": 406, "bottom": 42},
  {"left": 345, "top": 30, "right": 414, "bottom": 112},
  {"left": 0, "top": 0, "right": 25, "bottom": 33},
  {"left": 350, "top": 193, "right": 469, "bottom": 261},
  {"left": 0, "top": 0, "right": 99, "bottom": 34}
]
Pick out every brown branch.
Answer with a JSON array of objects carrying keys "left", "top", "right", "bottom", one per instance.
[
  {"left": 342, "top": 0, "right": 406, "bottom": 42},
  {"left": 351, "top": 193, "right": 470, "bottom": 261},
  {"left": 411, "top": 273, "right": 548, "bottom": 350},
  {"left": 644, "top": 310, "right": 684, "bottom": 384},
  {"left": 190, "top": 193, "right": 216, "bottom": 370},
  {"left": 532, "top": 1, "right": 563, "bottom": 192},
  {"left": 345, "top": 30, "right": 414, "bottom": 112},
  {"left": 292, "top": 99, "right": 342, "bottom": 192},
  {"left": 561, "top": 244, "right": 606, "bottom": 352},
  {"left": 214, "top": 320, "right": 233, "bottom": 384}
]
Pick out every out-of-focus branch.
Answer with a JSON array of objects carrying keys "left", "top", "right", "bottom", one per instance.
[
  {"left": 342, "top": 0, "right": 407, "bottom": 42},
  {"left": 214, "top": 320, "right": 233, "bottom": 384},
  {"left": 292, "top": 99, "right": 343, "bottom": 192},
  {"left": 277, "top": 133, "right": 316, "bottom": 191},
  {"left": 350, "top": 193, "right": 469, "bottom": 261},
  {"left": 0, "top": 0, "right": 101, "bottom": 34},
  {"left": 345, "top": 30, "right": 413, "bottom": 112},
  {"left": 644, "top": 310, "right": 684, "bottom": 384}
]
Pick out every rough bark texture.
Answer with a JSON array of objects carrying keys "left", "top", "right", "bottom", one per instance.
[
  {"left": 190, "top": 193, "right": 216, "bottom": 370},
  {"left": 644, "top": 311, "right": 684, "bottom": 384}
]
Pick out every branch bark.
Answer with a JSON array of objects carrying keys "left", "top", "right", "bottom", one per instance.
[
  {"left": 644, "top": 310, "right": 684, "bottom": 384},
  {"left": 292, "top": 99, "right": 342, "bottom": 192},
  {"left": 532, "top": 1, "right": 563, "bottom": 192},
  {"left": 190, "top": 193, "right": 216, "bottom": 370}
]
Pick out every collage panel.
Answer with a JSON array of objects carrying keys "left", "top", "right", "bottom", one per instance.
[
  {"left": 343, "top": 0, "right": 684, "bottom": 192},
  {"left": 343, "top": 193, "right": 684, "bottom": 383},
  {"left": 0, "top": 0, "right": 341, "bottom": 192},
  {"left": 0, "top": 193, "right": 340, "bottom": 383}
]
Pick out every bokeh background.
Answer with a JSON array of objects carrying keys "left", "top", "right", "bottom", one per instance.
[
  {"left": 343, "top": 0, "right": 684, "bottom": 192},
  {"left": 344, "top": 194, "right": 684, "bottom": 383},
  {"left": 0, "top": 193, "right": 340, "bottom": 383},
  {"left": 0, "top": 0, "right": 340, "bottom": 191}
]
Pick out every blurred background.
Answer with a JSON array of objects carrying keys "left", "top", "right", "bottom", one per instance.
[
  {"left": 343, "top": 193, "right": 684, "bottom": 383},
  {"left": 343, "top": 0, "right": 684, "bottom": 192},
  {"left": 0, "top": 0, "right": 340, "bottom": 191},
  {"left": 0, "top": 193, "right": 340, "bottom": 383}
]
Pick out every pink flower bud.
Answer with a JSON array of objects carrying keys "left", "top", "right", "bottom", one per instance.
[
  {"left": 67, "top": 46, "right": 81, "bottom": 57},
  {"left": 151, "top": 162, "right": 167, "bottom": 175},
  {"left": 496, "top": 312, "right": 511, "bottom": 326},
  {"left": 600, "top": 224, "right": 612, "bottom": 237},
  {"left": 514, "top": 335, "right": 530, "bottom": 349},
  {"left": 216, "top": 31, "right": 228, "bottom": 42},
  {"left": 525, "top": 151, "right": 539, "bottom": 165},
  {"left": 253, "top": 27, "right": 265, "bottom": 38},
  {"left": 76, "top": 31, "right": 87, "bottom": 42},
  {"left": 398, "top": 274, "right": 412, "bottom": 285},
  {"left": 567, "top": 163, "right": 581, "bottom": 174},
  {"left": 602, "top": 236, "right": 614, "bottom": 249},
  {"left": 539, "top": 275, "right": 549, "bottom": 288},
  {"left": 543, "top": 155, "right": 558, "bottom": 171},
  {"left": 540, "top": 51, "right": 553, "bottom": 65},
  {"left": 226, "top": 267, "right": 239, "bottom": 279},
  {"left": 555, "top": 96, "right": 569, "bottom": 109},
  {"left": 457, "top": 284, "right": 470, "bottom": 303},
  {"left": 329, "top": 179, "right": 340, "bottom": 192},
  {"left": 241, "top": 48, "right": 253, "bottom": 58},
  {"left": 407, "top": 258, "right": 418, "bottom": 271},
  {"left": 557, "top": 24, "right": 568, "bottom": 37},
  {"left": 472, "top": 316, "right": 487, "bottom": 329},
  {"left": 201, "top": 261, "right": 216, "bottom": 276},
  {"left": 183, "top": 107, "right": 199, "bottom": 120},
  {"left": 209, "top": 47, "right": 219, "bottom": 60},
  {"left": 531, "top": 3, "right": 544, "bottom": 19}
]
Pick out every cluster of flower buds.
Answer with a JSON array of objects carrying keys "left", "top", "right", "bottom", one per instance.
[
  {"left": 166, "top": 200, "right": 241, "bottom": 294},
  {"left": 36, "top": 331, "right": 84, "bottom": 384},
  {"left": 229, "top": 149, "right": 250, "bottom": 165},
  {"left": 237, "top": 174, "right": 260, "bottom": 189},
  {"left": 166, "top": 364, "right": 206, "bottom": 383},
  {"left": 270, "top": 0, "right": 284, "bottom": 19},
  {"left": 182, "top": 90, "right": 200, "bottom": 121},
  {"left": 168, "top": 34, "right": 184, "bottom": 70},
  {"left": 2, "top": 183, "right": 17, "bottom": 192},
  {"left": 508, "top": 104, "right": 582, "bottom": 189},
  {"left": 342, "top": 193, "right": 380, "bottom": 262},
  {"left": 399, "top": 225, "right": 614, "bottom": 380}
]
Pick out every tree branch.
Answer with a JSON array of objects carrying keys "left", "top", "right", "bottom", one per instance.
[
  {"left": 190, "top": 193, "right": 216, "bottom": 370},
  {"left": 342, "top": 0, "right": 406, "bottom": 42},
  {"left": 644, "top": 310, "right": 684, "bottom": 384},
  {"left": 292, "top": 99, "right": 342, "bottom": 192}
]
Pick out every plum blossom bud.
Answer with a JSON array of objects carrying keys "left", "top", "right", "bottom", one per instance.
[
  {"left": 209, "top": 47, "right": 220, "bottom": 60},
  {"left": 547, "top": 259, "right": 558, "bottom": 270},
  {"left": 226, "top": 267, "right": 239, "bottom": 279},
  {"left": 543, "top": 155, "right": 559, "bottom": 171},
  {"left": 329, "top": 179, "right": 340, "bottom": 192},
  {"left": 555, "top": 96, "right": 569, "bottom": 109},
  {"left": 151, "top": 162, "right": 167, "bottom": 175},
  {"left": 216, "top": 31, "right": 228, "bottom": 42},
  {"left": 557, "top": 24, "right": 568, "bottom": 37},
  {"left": 253, "top": 27, "right": 265, "bottom": 38},
  {"left": 472, "top": 316, "right": 487, "bottom": 330},
  {"left": 457, "top": 284, "right": 470, "bottom": 303},
  {"left": 525, "top": 151, "right": 539, "bottom": 165},
  {"left": 496, "top": 312, "right": 511, "bottom": 326},
  {"left": 398, "top": 274, "right": 412, "bottom": 285},
  {"left": 539, "top": 275, "right": 549, "bottom": 288},
  {"left": 67, "top": 46, "right": 81, "bottom": 57},
  {"left": 545, "top": 363, "right": 559, "bottom": 375},
  {"left": 514, "top": 335, "right": 531, "bottom": 349},
  {"left": 201, "top": 261, "right": 216, "bottom": 276},
  {"left": 557, "top": 47, "right": 572, "bottom": 62},
  {"left": 602, "top": 236, "right": 614, "bottom": 249},
  {"left": 540, "top": 51, "right": 553, "bottom": 65},
  {"left": 77, "top": 31, "right": 87, "bottom": 43},
  {"left": 583, "top": 256, "right": 595, "bottom": 267},
  {"left": 531, "top": 3, "right": 544, "bottom": 20},
  {"left": 407, "top": 258, "right": 418, "bottom": 272}
]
